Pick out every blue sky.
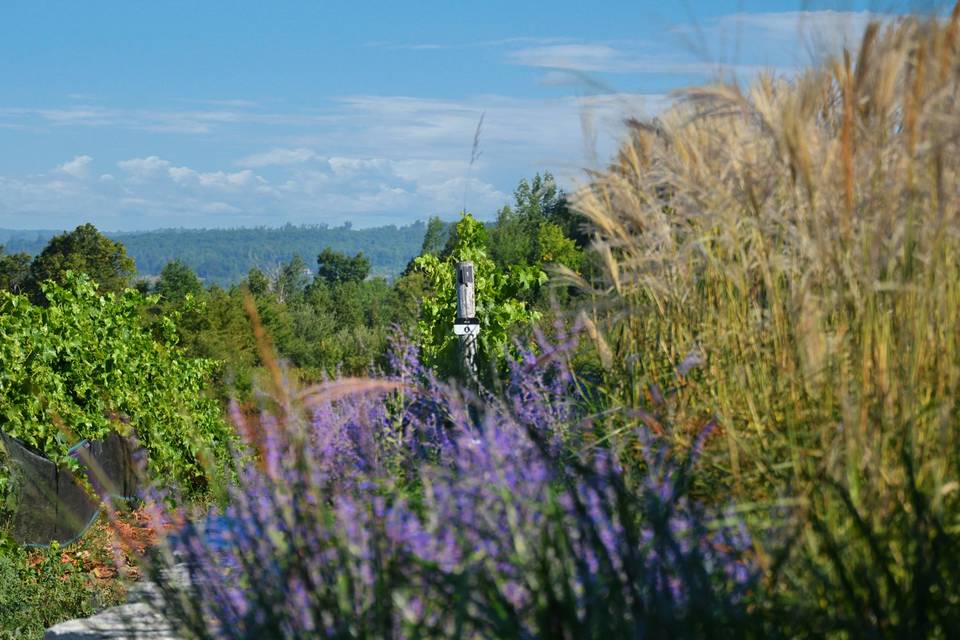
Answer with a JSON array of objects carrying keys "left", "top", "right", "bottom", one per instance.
[{"left": 0, "top": 1, "right": 931, "bottom": 230}]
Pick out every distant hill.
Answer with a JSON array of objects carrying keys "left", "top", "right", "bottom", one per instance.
[
  {"left": 0, "top": 228, "right": 60, "bottom": 252},
  {"left": 0, "top": 222, "right": 432, "bottom": 286}
]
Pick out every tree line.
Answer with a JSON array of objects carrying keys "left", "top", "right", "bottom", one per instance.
[
  {"left": 0, "top": 221, "right": 430, "bottom": 286},
  {"left": 0, "top": 173, "right": 590, "bottom": 393}
]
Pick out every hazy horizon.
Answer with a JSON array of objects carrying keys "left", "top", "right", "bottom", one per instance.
[{"left": 0, "top": 218, "right": 441, "bottom": 235}]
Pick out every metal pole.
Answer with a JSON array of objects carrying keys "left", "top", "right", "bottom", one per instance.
[{"left": 455, "top": 261, "right": 478, "bottom": 379}]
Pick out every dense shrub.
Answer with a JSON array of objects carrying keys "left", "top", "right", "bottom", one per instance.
[
  {"left": 0, "top": 273, "right": 233, "bottom": 502},
  {"left": 146, "top": 334, "right": 757, "bottom": 638}
]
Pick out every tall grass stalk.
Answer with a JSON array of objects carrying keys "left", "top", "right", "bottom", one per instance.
[{"left": 576, "top": 10, "right": 960, "bottom": 635}]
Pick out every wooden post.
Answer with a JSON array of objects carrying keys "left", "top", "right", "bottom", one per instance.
[{"left": 455, "top": 261, "right": 478, "bottom": 379}]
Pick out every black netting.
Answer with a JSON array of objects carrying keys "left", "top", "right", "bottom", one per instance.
[
  {"left": 1, "top": 432, "right": 140, "bottom": 546},
  {"left": 2, "top": 433, "right": 60, "bottom": 544}
]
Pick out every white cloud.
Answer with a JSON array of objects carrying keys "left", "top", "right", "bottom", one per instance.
[
  {"left": 314, "top": 92, "right": 669, "bottom": 174},
  {"left": 168, "top": 165, "right": 258, "bottom": 189},
  {"left": 57, "top": 155, "right": 93, "bottom": 179},
  {"left": 166, "top": 165, "right": 195, "bottom": 184},
  {"left": 237, "top": 147, "right": 319, "bottom": 167},
  {"left": 0, "top": 104, "right": 338, "bottom": 136},
  {"left": 389, "top": 159, "right": 466, "bottom": 182},
  {"left": 118, "top": 155, "right": 172, "bottom": 179},
  {"left": 366, "top": 36, "right": 585, "bottom": 51},
  {"left": 684, "top": 10, "right": 896, "bottom": 44},
  {"left": 508, "top": 44, "right": 623, "bottom": 72},
  {"left": 670, "top": 10, "right": 902, "bottom": 67},
  {"left": 328, "top": 157, "right": 394, "bottom": 176},
  {"left": 0, "top": 149, "right": 511, "bottom": 229},
  {"left": 507, "top": 43, "right": 785, "bottom": 77},
  {"left": 201, "top": 201, "right": 242, "bottom": 214},
  {"left": 178, "top": 98, "right": 261, "bottom": 108},
  {"left": 503, "top": 11, "right": 905, "bottom": 80},
  {"left": 0, "top": 88, "right": 670, "bottom": 229},
  {"left": 40, "top": 108, "right": 114, "bottom": 126},
  {"left": 276, "top": 155, "right": 508, "bottom": 217},
  {"left": 119, "top": 156, "right": 263, "bottom": 192},
  {"left": 418, "top": 176, "right": 506, "bottom": 213}
]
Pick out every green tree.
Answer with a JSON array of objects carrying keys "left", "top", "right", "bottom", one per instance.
[
  {"left": 27, "top": 224, "right": 135, "bottom": 299},
  {"left": 515, "top": 172, "right": 563, "bottom": 220},
  {"left": 245, "top": 267, "right": 270, "bottom": 296},
  {"left": 439, "top": 214, "right": 489, "bottom": 259},
  {"left": 189, "top": 285, "right": 258, "bottom": 395},
  {"left": 536, "top": 221, "right": 583, "bottom": 271},
  {"left": 392, "top": 270, "right": 428, "bottom": 330},
  {"left": 419, "top": 216, "right": 449, "bottom": 256},
  {"left": 489, "top": 172, "right": 565, "bottom": 268},
  {"left": 0, "top": 246, "right": 31, "bottom": 294},
  {"left": 316, "top": 248, "right": 370, "bottom": 286},
  {"left": 274, "top": 255, "right": 310, "bottom": 304},
  {"left": 156, "top": 259, "right": 202, "bottom": 302}
]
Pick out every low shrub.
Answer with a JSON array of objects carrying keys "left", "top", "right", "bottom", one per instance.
[{"left": 0, "top": 542, "right": 121, "bottom": 640}]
